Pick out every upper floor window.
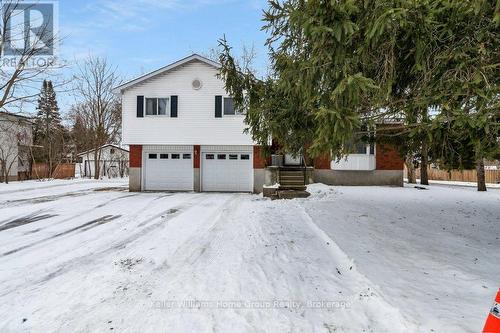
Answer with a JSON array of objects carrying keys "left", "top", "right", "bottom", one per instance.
[
  {"left": 146, "top": 97, "right": 169, "bottom": 116},
  {"left": 223, "top": 97, "right": 243, "bottom": 116}
]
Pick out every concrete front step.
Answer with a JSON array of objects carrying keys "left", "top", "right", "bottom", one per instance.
[
  {"left": 280, "top": 175, "right": 305, "bottom": 179},
  {"left": 262, "top": 186, "right": 309, "bottom": 199},
  {"left": 280, "top": 181, "right": 306, "bottom": 185},
  {"left": 280, "top": 183, "right": 306, "bottom": 188},
  {"left": 277, "top": 190, "right": 311, "bottom": 199},
  {"left": 279, "top": 174, "right": 306, "bottom": 186},
  {"left": 279, "top": 185, "right": 307, "bottom": 191}
]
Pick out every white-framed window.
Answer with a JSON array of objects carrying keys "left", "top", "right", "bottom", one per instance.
[
  {"left": 332, "top": 142, "right": 376, "bottom": 171},
  {"left": 223, "top": 97, "right": 243, "bottom": 116},
  {"left": 347, "top": 142, "right": 375, "bottom": 155},
  {"left": 146, "top": 97, "right": 169, "bottom": 116}
]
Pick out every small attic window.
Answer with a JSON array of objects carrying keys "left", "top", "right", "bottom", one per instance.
[{"left": 192, "top": 79, "right": 202, "bottom": 90}]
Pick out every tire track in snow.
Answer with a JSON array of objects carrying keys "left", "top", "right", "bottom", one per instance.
[
  {"left": 297, "top": 203, "right": 419, "bottom": 331},
  {"left": 143, "top": 195, "right": 283, "bottom": 331},
  {"left": 0, "top": 180, "right": 103, "bottom": 195},
  {"left": 0, "top": 192, "right": 142, "bottom": 256},
  {"left": 0, "top": 211, "right": 59, "bottom": 231},
  {"left": 151, "top": 194, "right": 242, "bottom": 272},
  {"left": 2, "top": 215, "right": 122, "bottom": 256},
  {"left": 0, "top": 193, "right": 209, "bottom": 297},
  {"left": 0, "top": 192, "right": 139, "bottom": 234}
]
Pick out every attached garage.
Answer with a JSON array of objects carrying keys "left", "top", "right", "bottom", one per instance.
[
  {"left": 201, "top": 146, "right": 253, "bottom": 192},
  {"left": 143, "top": 146, "right": 193, "bottom": 191}
]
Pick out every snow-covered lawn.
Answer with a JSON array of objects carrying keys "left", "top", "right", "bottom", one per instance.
[{"left": 0, "top": 179, "right": 498, "bottom": 332}]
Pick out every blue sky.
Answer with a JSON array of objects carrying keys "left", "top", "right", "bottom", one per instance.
[{"left": 56, "top": 0, "right": 270, "bottom": 115}]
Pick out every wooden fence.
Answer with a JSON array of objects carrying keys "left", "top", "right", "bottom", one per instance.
[
  {"left": 31, "top": 163, "right": 76, "bottom": 179},
  {"left": 407, "top": 167, "right": 500, "bottom": 184}
]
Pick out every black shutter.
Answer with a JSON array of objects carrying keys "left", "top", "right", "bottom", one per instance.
[
  {"left": 137, "top": 96, "right": 144, "bottom": 118},
  {"left": 215, "top": 95, "right": 222, "bottom": 118},
  {"left": 170, "top": 95, "right": 178, "bottom": 118}
]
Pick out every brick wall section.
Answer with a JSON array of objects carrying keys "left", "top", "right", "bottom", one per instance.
[
  {"left": 376, "top": 144, "right": 404, "bottom": 170},
  {"left": 314, "top": 153, "right": 331, "bottom": 170},
  {"left": 253, "top": 146, "right": 267, "bottom": 169},
  {"left": 129, "top": 145, "right": 143, "bottom": 168},
  {"left": 193, "top": 145, "right": 201, "bottom": 168}
]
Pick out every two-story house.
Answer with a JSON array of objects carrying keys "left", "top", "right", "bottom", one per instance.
[
  {"left": 114, "top": 54, "right": 404, "bottom": 193},
  {"left": 114, "top": 54, "right": 264, "bottom": 192}
]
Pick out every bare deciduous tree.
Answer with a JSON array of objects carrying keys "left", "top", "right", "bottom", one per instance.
[
  {"left": 73, "top": 56, "right": 121, "bottom": 179},
  {"left": 0, "top": 0, "right": 62, "bottom": 114}
]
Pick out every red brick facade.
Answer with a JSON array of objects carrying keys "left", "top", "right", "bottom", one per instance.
[
  {"left": 376, "top": 144, "right": 404, "bottom": 170},
  {"left": 314, "top": 153, "right": 331, "bottom": 170},
  {"left": 129, "top": 145, "right": 143, "bottom": 168},
  {"left": 193, "top": 145, "right": 201, "bottom": 168},
  {"left": 253, "top": 146, "right": 267, "bottom": 169}
]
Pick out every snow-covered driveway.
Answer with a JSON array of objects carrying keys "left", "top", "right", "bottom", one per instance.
[{"left": 0, "top": 179, "right": 498, "bottom": 332}]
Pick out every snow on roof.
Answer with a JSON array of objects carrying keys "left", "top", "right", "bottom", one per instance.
[
  {"left": 112, "top": 54, "right": 221, "bottom": 94},
  {"left": 0, "top": 111, "right": 33, "bottom": 122},
  {"left": 77, "top": 144, "right": 129, "bottom": 157}
]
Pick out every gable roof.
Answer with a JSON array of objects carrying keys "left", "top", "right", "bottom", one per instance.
[
  {"left": 113, "top": 54, "right": 221, "bottom": 94},
  {"left": 77, "top": 144, "right": 129, "bottom": 157},
  {"left": 0, "top": 111, "right": 33, "bottom": 122}
]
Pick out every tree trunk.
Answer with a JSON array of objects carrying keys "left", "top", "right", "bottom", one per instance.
[
  {"left": 405, "top": 156, "right": 416, "bottom": 184},
  {"left": 420, "top": 142, "right": 429, "bottom": 185},
  {"left": 476, "top": 159, "right": 487, "bottom": 192},
  {"left": 93, "top": 148, "right": 101, "bottom": 180},
  {"left": 1, "top": 163, "right": 6, "bottom": 184},
  {"left": 48, "top": 142, "right": 52, "bottom": 178},
  {"left": 4, "top": 164, "right": 10, "bottom": 184},
  {"left": 420, "top": 108, "right": 429, "bottom": 185}
]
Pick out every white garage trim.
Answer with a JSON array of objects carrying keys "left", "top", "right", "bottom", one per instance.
[{"left": 142, "top": 145, "right": 194, "bottom": 191}]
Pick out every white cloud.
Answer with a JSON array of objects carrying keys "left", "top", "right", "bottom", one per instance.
[{"left": 83, "top": 0, "right": 236, "bottom": 32}]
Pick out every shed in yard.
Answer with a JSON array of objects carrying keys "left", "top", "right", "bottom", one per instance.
[{"left": 77, "top": 144, "right": 129, "bottom": 178}]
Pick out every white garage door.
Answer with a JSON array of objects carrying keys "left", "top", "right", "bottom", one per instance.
[
  {"left": 143, "top": 149, "right": 193, "bottom": 191},
  {"left": 202, "top": 152, "right": 253, "bottom": 192}
]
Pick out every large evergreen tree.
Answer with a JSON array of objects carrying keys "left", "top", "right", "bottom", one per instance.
[
  {"left": 218, "top": 0, "right": 499, "bottom": 191},
  {"left": 34, "top": 80, "right": 65, "bottom": 177}
]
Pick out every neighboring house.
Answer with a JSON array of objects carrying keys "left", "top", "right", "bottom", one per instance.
[
  {"left": 77, "top": 144, "right": 129, "bottom": 178},
  {"left": 0, "top": 112, "right": 33, "bottom": 182},
  {"left": 114, "top": 54, "right": 403, "bottom": 193},
  {"left": 484, "top": 160, "right": 499, "bottom": 171}
]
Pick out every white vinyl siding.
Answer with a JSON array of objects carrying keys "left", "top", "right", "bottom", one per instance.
[{"left": 121, "top": 60, "right": 254, "bottom": 146}]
